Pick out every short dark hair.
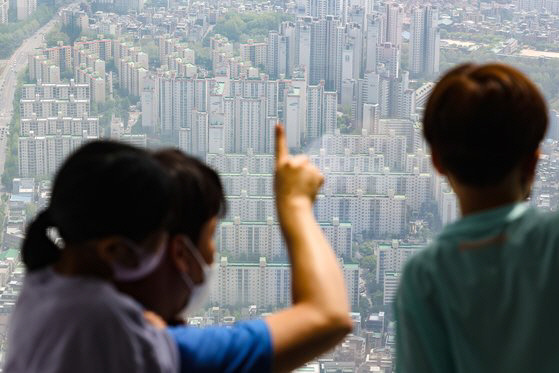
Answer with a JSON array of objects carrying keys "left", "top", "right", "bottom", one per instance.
[
  {"left": 153, "top": 149, "right": 227, "bottom": 245},
  {"left": 22, "top": 141, "right": 173, "bottom": 271},
  {"left": 423, "top": 63, "right": 548, "bottom": 187}
]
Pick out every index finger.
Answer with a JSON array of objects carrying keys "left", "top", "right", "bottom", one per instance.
[{"left": 275, "top": 123, "right": 289, "bottom": 165}]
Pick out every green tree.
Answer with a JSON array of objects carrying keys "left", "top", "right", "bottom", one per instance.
[
  {"left": 0, "top": 5, "right": 57, "bottom": 58},
  {"left": 191, "top": 44, "right": 213, "bottom": 71},
  {"left": 440, "top": 47, "right": 559, "bottom": 109},
  {"left": 359, "top": 253, "right": 376, "bottom": 268},
  {"left": 45, "top": 28, "right": 70, "bottom": 47},
  {"left": 140, "top": 39, "right": 160, "bottom": 68},
  {"left": 2, "top": 72, "right": 25, "bottom": 191},
  {"left": 358, "top": 295, "right": 372, "bottom": 321},
  {"left": 371, "top": 290, "right": 384, "bottom": 310},
  {"left": 208, "top": 12, "right": 295, "bottom": 43}
]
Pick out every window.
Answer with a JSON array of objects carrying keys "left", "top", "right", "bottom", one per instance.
[{"left": 2, "top": 1, "right": 558, "bottom": 370}]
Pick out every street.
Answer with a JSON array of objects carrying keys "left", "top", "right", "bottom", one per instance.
[{"left": 0, "top": 17, "right": 60, "bottom": 177}]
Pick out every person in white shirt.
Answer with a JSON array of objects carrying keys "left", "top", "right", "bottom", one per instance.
[{"left": 5, "top": 141, "right": 179, "bottom": 373}]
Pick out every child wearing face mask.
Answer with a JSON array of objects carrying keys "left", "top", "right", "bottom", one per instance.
[
  {"left": 4, "top": 141, "right": 179, "bottom": 373},
  {"left": 117, "top": 126, "right": 354, "bottom": 372}
]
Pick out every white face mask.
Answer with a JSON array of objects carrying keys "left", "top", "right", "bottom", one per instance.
[
  {"left": 111, "top": 237, "right": 167, "bottom": 282},
  {"left": 180, "top": 237, "right": 217, "bottom": 316}
]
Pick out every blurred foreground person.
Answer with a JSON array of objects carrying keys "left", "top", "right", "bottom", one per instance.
[
  {"left": 395, "top": 64, "right": 558, "bottom": 373},
  {"left": 118, "top": 125, "right": 353, "bottom": 372},
  {"left": 4, "top": 141, "right": 179, "bottom": 373}
]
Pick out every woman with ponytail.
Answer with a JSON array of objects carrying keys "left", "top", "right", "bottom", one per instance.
[
  {"left": 117, "top": 126, "right": 353, "bottom": 373},
  {"left": 4, "top": 141, "right": 179, "bottom": 373}
]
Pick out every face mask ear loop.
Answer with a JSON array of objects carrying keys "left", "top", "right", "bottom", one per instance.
[
  {"left": 182, "top": 236, "right": 209, "bottom": 282},
  {"left": 112, "top": 237, "right": 167, "bottom": 282}
]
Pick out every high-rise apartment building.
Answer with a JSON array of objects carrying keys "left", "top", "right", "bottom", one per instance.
[
  {"left": 0, "top": 0, "right": 9, "bottom": 24},
  {"left": 309, "top": 16, "right": 343, "bottom": 91},
  {"left": 266, "top": 31, "right": 280, "bottom": 79},
  {"left": 19, "top": 132, "right": 95, "bottom": 178},
  {"left": 409, "top": 5, "right": 440, "bottom": 76},
  {"left": 157, "top": 76, "right": 206, "bottom": 133},
  {"left": 240, "top": 40, "right": 268, "bottom": 69},
  {"left": 377, "top": 42, "right": 399, "bottom": 78},
  {"left": 20, "top": 97, "right": 90, "bottom": 119},
  {"left": 114, "top": 0, "right": 143, "bottom": 12},
  {"left": 319, "top": 131, "right": 408, "bottom": 172},
  {"left": 306, "top": 82, "right": 337, "bottom": 142},
  {"left": 209, "top": 257, "right": 359, "bottom": 309},
  {"left": 190, "top": 110, "right": 209, "bottom": 156},
  {"left": 376, "top": 241, "right": 422, "bottom": 284},
  {"left": 306, "top": 0, "right": 341, "bottom": 19},
  {"left": 295, "top": 17, "right": 312, "bottom": 71},
  {"left": 279, "top": 21, "right": 297, "bottom": 78},
  {"left": 20, "top": 115, "right": 99, "bottom": 137},
  {"left": 218, "top": 216, "right": 352, "bottom": 260},
  {"left": 218, "top": 166, "right": 430, "bottom": 213},
  {"left": 384, "top": 3, "right": 402, "bottom": 48},
  {"left": 344, "top": 22, "right": 364, "bottom": 80},
  {"left": 18, "top": 79, "right": 98, "bottom": 178},
  {"left": 364, "top": 12, "right": 384, "bottom": 73},
  {"left": 388, "top": 70, "right": 415, "bottom": 119},
  {"left": 284, "top": 86, "right": 303, "bottom": 148},
  {"left": 141, "top": 76, "right": 158, "bottom": 129},
  {"left": 28, "top": 55, "right": 61, "bottom": 84},
  {"left": 42, "top": 45, "right": 73, "bottom": 72},
  {"left": 16, "top": 0, "right": 35, "bottom": 20},
  {"left": 21, "top": 81, "right": 90, "bottom": 101},
  {"left": 383, "top": 271, "right": 401, "bottom": 305},
  {"left": 223, "top": 96, "right": 273, "bottom": 154}
]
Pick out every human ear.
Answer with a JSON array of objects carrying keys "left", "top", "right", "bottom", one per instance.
[
  {"left": 168, "top": 234, "right": 189, "bottom": 273},
  {"left": 527, "top": 148, "right": 540, "bottom": 177},
  {"left": 520, "top": 148, "right": 540, "bottom": 196},
  {"left": 430, "top": 150, "right": 447, "bottom": 176},
  {"left": 96, "top": 237, "right": 138, "bottom": 268}
]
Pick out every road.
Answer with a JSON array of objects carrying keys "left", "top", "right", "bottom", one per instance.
[{"left": 0, "top": 16, "right": 60, "bottom": 177}]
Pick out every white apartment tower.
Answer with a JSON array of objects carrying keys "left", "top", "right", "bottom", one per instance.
[
  {"left": 306, "top": 0, "right": 340, "bottom": 18},
  {"left": 16, "top": 0, "right": 35, "bottom": 20},
  {"left": 377, "top": 42, "right": 399, "bottom": 78},
  {"left": 409, "top": 5, "right": 440, "bottom": 76},
  {"left": 306, "top": 82, "right": 337, "bottom": 142},
  {"left": 364, "top": 12, "right": 384, "bottom": 73},
  {"left": 209, "top": 257, "right": 360, "bottom": 309},
  {"left": 240, "top": 41, "right": 268, "bottom": 69},
  {"left": 296, "top": 18, "right": 312, "bottom": 71},
  {"left": 384, "top": 3, "right": 402, "bottom": 48},
  {"left": 266, "top": 31, "right": 280, "bottom": 79},
  {"left": 158, "top": 76, "right": 206, "bottom": 133},
  {"left": 19, "top": 130, "right": 97, "bottom": 177},
  {"left": 224, "top": 97, "right": 272, "bottom": 154},
  {"left": 284, "top": 86, "right": 303, "bottom": 149},
  {"left": 345, "top": 22, "right": 364, "bottom": 80},
  {"left": 141, "top": 76, "right": 158, "bottom": 129},
  {"left": 0, "top": 0, "right": 9, "bottom": 24},
  {"left": 309, "top": 16, "right": 343, "bottom": 92}
]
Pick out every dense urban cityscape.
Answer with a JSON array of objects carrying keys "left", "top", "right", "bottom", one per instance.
[{"left": 0, "top": 0, "right": 559, "bottom": 371}]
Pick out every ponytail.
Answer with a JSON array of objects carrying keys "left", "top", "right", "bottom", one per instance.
[
  {"left": 21, "top": 210, "right": 60, "bottom": 272},
  {"left": 19, "top": 141, "right": 173, "bottom": 273}
]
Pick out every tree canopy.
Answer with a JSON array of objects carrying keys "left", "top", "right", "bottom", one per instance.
[
  {"left": 0, "top": 6, "right": 55, "bottom": 58},
  {"left": 210, "top": 12, "right": 295, "bottom": 43},
  {"left": 441, "top": 47, "right": 559, "bottom": 109}
]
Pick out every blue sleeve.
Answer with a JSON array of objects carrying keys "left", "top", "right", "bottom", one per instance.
[{"left": 168, "top": 319, "right": 273, "bottom": 373}]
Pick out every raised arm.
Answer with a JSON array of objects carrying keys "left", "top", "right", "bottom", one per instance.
[{"left": 266, "top": 125, "right": 352, "bottom": 372}]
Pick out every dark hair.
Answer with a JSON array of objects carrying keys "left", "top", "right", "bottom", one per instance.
[
  {"left": 423, "top": 63, "right": 548, "bottom": 187},
  {"left": 153, "top": 149, "right": 226, "bottom": 245},
  {"left": 22, "top": 141, "right": 173, "bottom": 271}
]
